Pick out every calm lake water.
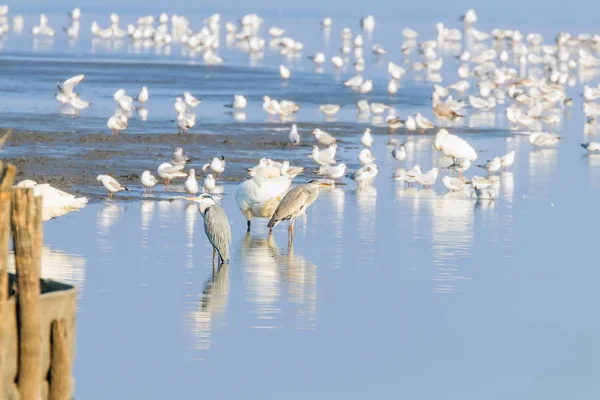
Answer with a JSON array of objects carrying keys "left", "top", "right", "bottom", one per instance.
[{"left": 3, "top": 1, "right": 600, "bottom": 398}]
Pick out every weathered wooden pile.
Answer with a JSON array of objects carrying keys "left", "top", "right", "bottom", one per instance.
[{"left": 0, "top": 162, "right": 76, "bottom": 400}]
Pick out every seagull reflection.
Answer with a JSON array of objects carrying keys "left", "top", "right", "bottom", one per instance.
[
  {"left": 239, "top": 234, "right": 282, "bottom": 327},
  {"left": 528, "top": 148, "right": 558, "bottom": 194},
  {"left": 97, "top": 203, "right": 123, "bottom": 233},
  {"left": 189, "top": 264, "right": 230, "bottom": 351},
  {"left": 141, "top": 200, "right": 154, "bottom": 232},
  {"left": 277, "top": 244, "right": 318, "bottom": 330},
  {"left": 8, "top": 246, "right": 86, "bottom": 297},
  {"left": 233, "top": 111, "right": 246, "bottom": 122},
  {"left": 355, "top": 186, "right": 377, "bottom": 254},
  {"left": 500, "top": 172, "right": 514, "bottom": 201},
  {"left": 138, "top": 107, "right": 148, "bottom": 121},
  {"left": 585, "top": 153, "right": 600, "bottom": 187},
  {"left": 185, "top": 203, "right": 198, "bottom": 269},
  {"left": 431, "top": 192, "right": 474, "bottom": 294}
]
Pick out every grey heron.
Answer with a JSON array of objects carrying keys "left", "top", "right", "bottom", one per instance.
[
  {"left": 188, "top": 194, "right": 231, "bottom": 267},
  {"left": 267, "top": 180, "right": 330, "bottom": 244}
]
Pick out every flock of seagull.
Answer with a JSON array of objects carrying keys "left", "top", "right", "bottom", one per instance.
[{"left": 5, "top": 6, "right": 600, "bottom": 264}]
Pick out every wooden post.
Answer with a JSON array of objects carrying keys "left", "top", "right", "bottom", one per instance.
[
  {"left": 11, "top": 188, "right": 43, "bottom": 400},
  {"left": 49, "top": 319, "right": 71, "bottom": 400},
  {"left": 0, "top": 161, "right": 16, "bottom": 397}
]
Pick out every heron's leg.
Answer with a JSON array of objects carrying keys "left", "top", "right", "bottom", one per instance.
[
  {"left": 269, "top": 228, "right": 273, "bottom": 235},
  {"left": 212, "top": 248, "right": 216, "bottom": 268},
  {"left": 247, "top": 220, "right": 251, "bottom": 232}
]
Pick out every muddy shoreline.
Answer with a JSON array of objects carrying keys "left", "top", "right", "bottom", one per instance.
[{"left": 0, "top": 127, "right": 366, "bottom": 201}]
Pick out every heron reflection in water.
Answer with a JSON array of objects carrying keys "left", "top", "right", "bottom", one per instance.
[{"left": 189, "top": 263, "right": 230, "bottom": 351}]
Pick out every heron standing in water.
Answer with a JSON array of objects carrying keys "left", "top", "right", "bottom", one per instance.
[
  {"left": 187, "top": 193, "right": 231, "bottom": 268},
  {"left": 267, "top": 180, "right": 330, "bottom": 244}
]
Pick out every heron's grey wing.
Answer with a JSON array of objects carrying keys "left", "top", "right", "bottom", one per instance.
[
  {"left": 273, "top": 186, "right": 308, "bottom": 221},
  {"left": 204, "top": 206, "right": 232, "bottom": 261}
]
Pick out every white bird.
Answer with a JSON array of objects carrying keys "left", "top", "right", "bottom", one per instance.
[
  {"left": 361, "top": 128, "right": 374, "bottom": 147},
  {"left": 372, "top": 44, "right": 387, "bottom": 55},
  {"left": 312, "top": 128, "right": 337, "bottom": 145},
  {"left": 344, "top": 75, "right": 364, "bottom": 88},
  {"left": 462, "top": 9, "right": 478, "bottom": 25},
  {"left": 359, "top": 79, "right": 373, "bottom": 94},
  {"left": 289, "top": 124, "right": 300, "bottom": 145},
  {"left": 279, "top": 65, "right": 291, "bottom": 80},
  {"left": 15, "top": 180, "right": 88, "bottom": 221},
  {"left": 113, "top": 88, "right": 133, "bottom": 103},
  {"left": 357, "top": 100, "right": 370, "bottom": 112},
  {"left": 445, "top": 159, "right": 472, "bottom": 176},
  {"left": 434, "top": 129, "right": 478, "bottom": 161},
  {"left": 319, "top": 104, "right": 341, "bottom": 116},
  {"left": 402, "top": 28, "right": 418, "bottom": 39},
  {"left": 416, "top": 168, "right": 440, "bottom": 188},
  {"left": 402, "top": 165, "right": 422, "bottom": 186},
  {"left": 107, "top": 114, "right": 128, "bottom": 134},
  {"left": 174, "top": 97, "right": 188, "bottom": 114},
  {"left": 69, "top": 95, "right": 91, "bottom": 111},
  {"left": 225, "top": 95, "right": 247, "bottom": 109},
  {"left": 361, "top": 15, "right": 375, "bottom": 32},
  {"left": 581, "top": 142, "right": 600, "bottom": 152},
  {"left": 202, "top": 156, "right": 226, "bottom": 178},
  {"left": 331, "top": 56, "right": 344, "bottom": 68},
  {"left": 171, "top": 147, "right": 191, "bottom": 166},
  {"left": 203, "top": 174, "right": 216, "bottom": 192},
  {"left": 405, "top": 116, "right": 417, "bottom": 131},
  {"left": 310, "top": 52, "right": 326, "bottom": 65},
  {"left": 308, "top": 144, "right": 337, "bottom": 165},
  {"left": 175, "top": 113, "right": 196, "bottom": 133},
  {"left": 529, "top": 132, "right": 561, "bottom": 147},
  {"left": 183, "top": 92, "right": 201, "bottom": 108},
  {"left": 157, "top": 162, "right": 187, "bottom": 184},
  {"left": 500, "top": 151, "right": 515, "bottom": 170},
  {"left": 352, "top": 164, "right": 378, "bottom": 188},
  {"left": 392, "top": 147, "right": 406, "bottom": 161},
  {"left": 370, "top": 102, "right": 390, "bottom": 114},
  {"left": 56, "top": 75, "right": 85, "bottom": 106},
  {"left": 478, "top": 157, "right": 502, "bottom": 174},
  {"left": 96, "top": 175, "right": 130, "bottom": 198},
  {"left": 235, "top": 173, "right": 295, "bottom": 231},
  {"left": 442, "top": 176, "right": 470, "bottom": 192},
  {"left": 136, "top": 86, "right": 149, "bottom": 103},
  {"left": 358, "top": 148, "right": 375, "bottom": 165},
  {"left": 415, "top": 113, "right": 435, "bottom": 131},
  {"left": 388, "top": 62, "right": 406, "bottom": 80},
  {"left": 140, "top": 171, "right": 158, "bottom": 193},
  {"left": 68, "top": 7, "right": 81, "bottom": 20},
  {"left": 184, "top": 169, "right": 199, "bottom": 195},
  {"left": 269, "top": 27, "right": 285, "bottom": 37},
  {"left": 315, "top": 163, "right": 346, "bottom": 180},
  {"left": 386, "top": 116, "right": 405, "bottom": 133}
]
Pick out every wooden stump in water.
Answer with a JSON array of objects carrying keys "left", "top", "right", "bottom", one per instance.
[
  {"left": 49, "top": 319, "right": 71, "bottom": 400},
  {"left": 11, "top": 188, "right": 43, "bottom": 400},
  {"left": 0, "top": 161, "right": 16, "bottom": 396}
]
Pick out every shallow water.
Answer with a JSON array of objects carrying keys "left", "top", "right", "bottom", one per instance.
[
  {"left": 38, "top": 124, "right": 600, "bottom": 398},
  {"left": 3, "top": 2, "right": 600, "bottom": 398}
]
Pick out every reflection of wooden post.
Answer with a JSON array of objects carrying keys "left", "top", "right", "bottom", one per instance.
[
  {"left": 49, "top": 319, "right": 71, "bottom": 400},
  {"left": 0, "top": 161, "right": 16, "bottom": 390},
  {"left": 11, "top": 188, "right": 43, "bottom": 400}
]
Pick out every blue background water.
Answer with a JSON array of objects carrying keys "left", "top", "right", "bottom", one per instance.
[{"left": 3, "top": 0, "right": 600, "bottom": 398}]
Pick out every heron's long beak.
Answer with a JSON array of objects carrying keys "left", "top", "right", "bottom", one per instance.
[
  {"left": 319, "top": 182, "right": 333, "bottom": 187},
  {"left": 184, "top": 197, "right": 201, "bottom": 203}
]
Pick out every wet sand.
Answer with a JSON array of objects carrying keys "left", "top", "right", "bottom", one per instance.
[{"left": 1, "top": 125, "right": 364, "bottom": 200}]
